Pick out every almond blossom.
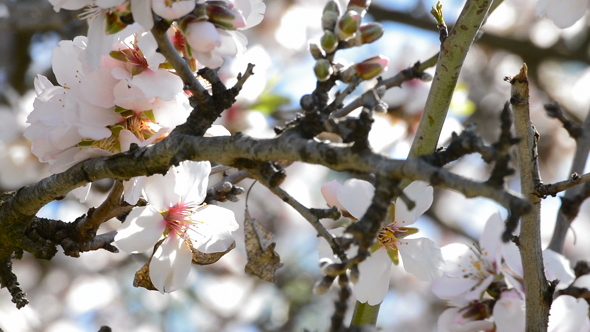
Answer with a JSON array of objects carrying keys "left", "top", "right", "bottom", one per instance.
[
  {"left": 433, "top": 213, "right": 588, "bottom": 332},
  {"left": 432, "top": 213, "right": 523, "bottom": 306},
  {"left": 537, "top": 0, "right": 590, "bottom": 28},
  {"left": 319, "top": 179, "right": 444, "bottom": 305},
  {"left": 114, "top": 161, "right": 239, "bottom": 293},
  {"left": 25, "top": 34, "right": 191, "bottom": 173}
]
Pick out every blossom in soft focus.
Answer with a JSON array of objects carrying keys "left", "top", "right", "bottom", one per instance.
[
  {"left": 25, "top": 34, "right": 190, "bottom": 173},
  {"left": 536, "top": 0, "right": 590, "bottom": 28},
  {"left": 115, "top": 161, "right": 239, "bottom": 293},
  {"left": 432, "top": 213, "right": 522, "bottom": 305},
  {"left": 319, "top": 179, "right": 444, "bottom": 305}
]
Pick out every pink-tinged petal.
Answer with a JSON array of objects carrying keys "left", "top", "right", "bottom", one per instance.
[
  {"left": 321, "top": 180, "right": 345, "bottom": 210},
  {"left": 352, "top": 247, "right": 392, "bottom": 305},
  {"left": 152, "top": 0, "right": 195, "bottom": 20},
  {"left": 151, "top": 96, "right": 190, "bottom": 128},
  {"left": 548, "top": 295, "right": 590, "bottom": 332},
  {"left": 190, "top": 205, "right": 238, "bottom": 253},
  {"left": 397, "top": 237, "right": 444, "bottom": 281},
  {"left": 543, "top": 249, "right": 575, "bottom": 290},
  {"left": 113, "top": 80, "right": 155, "bottom": 111},
  {"left": 149, "top": 234, "right": 193, "bottom": 293},
  {"left": 131, "top": 0, "right": 154, "bottom": 30},
  {"left": 137, "top": 32, "right": 165, "bottom": 69},
  {"left": 185, "top": 21, "right": 221, "bottom": 53},
  {"left": 395, "top": 181, "right": 432, "bottom": 225},
  {"left": 479, "top": 212, "right": 504, "bottom": 268},
  {"left": 336, "top": 178, "right": 374, "bottom": 220},
  {"left": 175, "top": 161, "right": 211, "bottom": 203},
  {"left": 80, "top": 67, "right": 118, "bottom": 108},
  {"left": 493, "top": 292, "right": 525, "bottom": 332},
  {"left": 131, "top": 69, "right": 184, "bottom": 100},
  {"left": 115, "top": 206, "right": 166, "bottom": 253},
  {"left": 52, "top": 38, "right": 86, "bottom": 88}
]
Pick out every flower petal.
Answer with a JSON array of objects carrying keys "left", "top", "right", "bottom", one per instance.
[
  {"left": 395, "top": 181, "right": 432, "bottom": 225},
  {"left": 149, "top": 234, "right": 193, "bottom": 293},
  {"left": 543, "top": 249, "right": 575, "bottom": 290},
  {"left": 352, "top": 246, "right": 392, "bottom": 305},
  {"left": 336, "top": 178, "right": 374, "bottom": 219},
  {"left": 398, "top": 237, "right": 444, "bottom": 281},
  {"left": 548, "top": 295, "right": 590, "bottom": 332},
  {"left": 175, "top": 161, "right": 211, "bottom": 204},
  {"left": 115, "top": 206, "right": 165, "bottom": 253},
  {"left": 493, "top": 292, "right": 525, "bottom": 332},
  {"left": 190, "top": 205, "right": 238, "bottom": 253}
]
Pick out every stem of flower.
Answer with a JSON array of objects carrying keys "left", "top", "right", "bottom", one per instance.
[{"left": 350, "top": 301, "right": 380, "bottom": 327}]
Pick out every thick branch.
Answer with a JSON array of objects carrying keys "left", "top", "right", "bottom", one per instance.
[
  {"left": 409, "top": 0, "right": 494, "bottom": 157},
  {"left": 508, "top": 64, "right": 550, "bottom": 332}
]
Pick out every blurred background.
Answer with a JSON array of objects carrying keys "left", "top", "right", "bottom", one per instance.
[{"left": 1, "top": 0, "right": 590, "bottom": 331}]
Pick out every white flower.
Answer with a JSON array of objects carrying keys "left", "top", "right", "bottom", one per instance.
[
  {"left": 548, "top": 295, "right": 590, "bottom": 332},
  {"left": 115, "top": 161, "right": 239, "bottom": 293},
  {"left": 319, "top": 179, "right": 444, "bottom": 305},
  {"left": 432, "top": 213, "right": 522, "bottom": 305},
  {"left": 537, "top": 0, "right": 590, "bottom": 28},
  {"left": 25, "top": 34, "right": 191, "bottom": 173}
]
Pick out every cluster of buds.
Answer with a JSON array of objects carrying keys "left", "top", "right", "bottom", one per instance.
[{"left": 311, "top": 0, "right": 388, "bottom": 82}]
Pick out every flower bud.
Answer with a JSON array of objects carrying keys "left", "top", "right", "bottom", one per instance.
[
  {"left": 206, "top": 3, "right": 246, "bottom": 29},
  {"left": 313, "top": 275, "right": 336, "bottom": 295},
  {"left": 322, "top": 0, "right": 341, "bottom": 31},
  {"left": 320, "top": 30, "right": 338, "bottom": 53},
  {"left": 348, "top": 0, "right": 371, "bottom": 16},
  {"left": 359, "top": 23, "right": 384, "bottom": 44},
  {"left": 354, "top": 55, "right": 389, "bottom": 80},
  {"left": 309, "top": 43, "right": 325, "bottom": 60},
  {"left": 335, "top": 10, "right": 361, "bottom": 41},
  {"left": 314, "top": 59, "right": 333, "bottom": 82}
]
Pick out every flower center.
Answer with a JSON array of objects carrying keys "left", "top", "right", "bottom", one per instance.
[
  {"left": 162, "top": 202, "right": 200, "bottom": 240},
  {"left": 376, "top": 222, "right": 419, "bottom": 249}
]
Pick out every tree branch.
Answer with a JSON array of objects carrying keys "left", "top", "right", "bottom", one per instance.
[{"left": 508, "top": 64, "right": 550, "bottom": 332}]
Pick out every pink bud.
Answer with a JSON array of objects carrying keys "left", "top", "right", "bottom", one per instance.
[
  {"left": 354, "top": 55, "right": 389, "bottom": 80},
  {"left": 359, "top": 23, "right": 384, "bottom": 44},
  {"left": 206, "top": 3, "right": 246, "bottom": 29}
]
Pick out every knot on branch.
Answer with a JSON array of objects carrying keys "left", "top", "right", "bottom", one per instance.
[{"left": 324, "top": 108, "right": 374, "bottom": 151}]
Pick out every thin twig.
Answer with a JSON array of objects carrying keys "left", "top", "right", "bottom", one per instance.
[{"left": 547, "top": 105, "right": 590, "bottom": 253}]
